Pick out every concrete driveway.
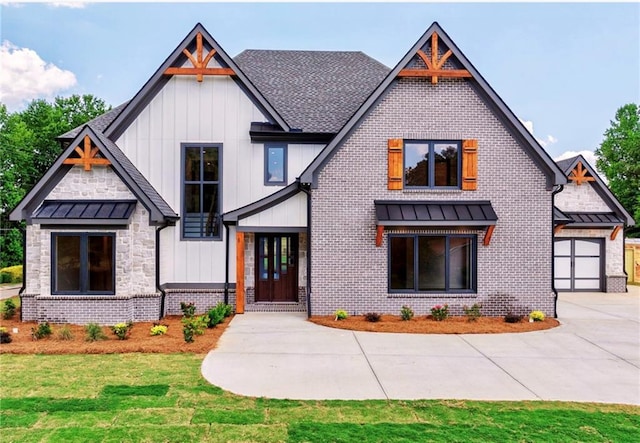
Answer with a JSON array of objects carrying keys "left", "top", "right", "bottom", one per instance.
[{"left": 201, "top": 289, "right": 640, "bottom": 404}]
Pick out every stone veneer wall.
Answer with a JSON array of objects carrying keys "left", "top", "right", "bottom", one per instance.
[{"left": 310, "top": 77, "right": 555, "bottom": 317}]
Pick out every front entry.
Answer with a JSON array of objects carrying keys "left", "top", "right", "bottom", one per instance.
[{"left": 255, "top": 234, "right": 298, "bottom": 302}]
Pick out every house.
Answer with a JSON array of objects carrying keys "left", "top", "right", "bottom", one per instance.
[{"left": 9, "top": 22, "right": 634, "bottom": 324}]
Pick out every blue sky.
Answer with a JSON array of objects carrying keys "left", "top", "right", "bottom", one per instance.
[{"left": 1, "top": 1, "right": 638, "bottom": 162}]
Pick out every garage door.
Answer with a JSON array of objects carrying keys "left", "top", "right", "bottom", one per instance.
[{"left": 554, "top": 238, "right": 603, "bottom": 291}]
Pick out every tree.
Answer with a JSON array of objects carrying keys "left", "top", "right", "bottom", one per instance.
[
  {"left": 0, "top": 95, "right": 111, "bottom": 268},
  {"left": 595, "top": 103, "right": 640, "bottom": 237}
]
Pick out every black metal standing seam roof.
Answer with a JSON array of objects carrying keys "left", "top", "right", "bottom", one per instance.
[
  {"left": 32, "top": 200, "right": 137, "bottom": 224},
  {"left": 553, "top": 207, "right": 573, "bottom": 225},
  {"left": 234, "top": 50, "right": 390, "bottom": 133},
  {"left": 374, "top": 200, "right": 497, "bottom": 226},
  {"left": 562, "top": 212, "right": 624, "bottom": 227}
]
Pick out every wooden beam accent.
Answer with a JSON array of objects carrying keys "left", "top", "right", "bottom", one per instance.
[
  {"left": 483, "top": 225, "right": 495, "bottom": 246},
  {"left": 568, "top": 161, "right": 595, "bottom": 185},
  {"left": 554, "top": 224, "right": 566, "bottom": 234},
  {"left": 235, "top": 231, "right": 245, "bottom": 314},
  {"left": 398, "top": 32, "right": 470, "bottom": 83},
  {"left": 416, "top": 50, "right": 433, "bottom": 70},
  {"left": 397, "top": 69, "right": 472, "bottom": 78},
  {"left": 376, "top": 225, "right": 384, "bottom": 247},
  {"left": 611, "top": 225, "right": 622, "bottom": 241},
  {"left": 163, "top": 32, "right": 235, "bottom": 82},
  {"left": 62, "top": 135, "right": 111, "bottom": 171}
]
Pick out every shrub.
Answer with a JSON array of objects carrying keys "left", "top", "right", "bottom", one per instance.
[
  {"left": 400, "top": 305, "right": 414, "bottom": 321},
  {"left": 0, "top": 272, "right": 11, "bottom": 283},
  {"left": 57, "top": 325, "right": 74, "bottom": 341},
  {"left": 85, "top": 323, "right": 107, "bottom": 342},
  {"left": 0, "top": 326, "right": 11, "bottom": 344},
  {"left": 180, "top": 302, "right": 196, "bottom": 318},
  {"left": 529, "top": 310, "right": 545, "bottom": 322},
  {"left": 364, "top": 312, "right": 381, "bottom": 322},
  {"left": 2, "top": 299, "right": 17, "bottom": 320},
  {"left": 182, "top": 315, "right": 208, "bottom": 343},
  {"left": 206, "top": 303, "right": 230, "bottom": 328},
  {"left": 504, "top": 312, "right": 523, "bottom": 323},
  {"left": 463, "top": 303, "right": 483, "bottom": 322},
  {"left": 111, "top": 321, "right": 133, "bottom": 340},
  {"left": 0, "top": 265, "right": 22, "bottom": 283},
  {"left": 31, "top": 322, "right": 52, "bottom": 340},
  {"left": 430, "top": 304, "right": 449, "bottom": 321},
  {"left": 334, "top": 309, "right": 348, "bottom": 321},
  {"left": 150, "top": 324, "right": 168, "bottom": 336}
]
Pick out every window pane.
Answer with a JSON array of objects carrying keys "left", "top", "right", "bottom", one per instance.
[
  {"left": 449, "top": 237, "right": 472, "bottom": 290},
  {"left": 554, "top": 257, "right": 571, "bottom": 278},
  {"left": 88, "top": 236, "right": 113, "bottom": 292},
  {"left": 184, "top": 184, "right": 201, "bottom": 238},
  {"left": 259, "top": 237, "right": 268, "bottom": 280},
  {"left": 575, "top": 240, "right": 600, "bottom": 256},
  {"left": 574, "top": 257, "right": 600, "bottom": 278},
  {"left": 555, "top": 240, "right": 571, "bottom": 256},
  {"left": 417, "top": 237, "right": 446, "bottom": 291},
  {"left": 184, "top": 147, "right": 200, "bottom": 181},
  {"left": 404, "top": 143, "right": 429, "bottom": 187},
  {"left": 203, "top": 147, "right": 218, "bottom": 181},
  {"left": 574, "top": 279, "right": 600, "bottom": 290},
  {"left": 390, "top": 237, "right": 414, "bottom": 290},
  {"left": 434, "top": 143, "right": 458, "bottom": 187},
  {"left": 555, "top": 279, "right": 571, "bottom": 289},
  {"left": 55, "top": 236, "right": 81, "bottom": 292},
  {"left": 266, "top": 147, "right": 285, "bottom": 183},
  {"left": 203, "top": 184, "right": 219, "bottom": 237},
  {"left": 273, "top": 237, "right": 280, "bottom": 280}
]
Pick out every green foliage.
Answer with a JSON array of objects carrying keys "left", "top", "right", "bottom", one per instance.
[
  {"left": 150, "top": 324, "right": 168, "bottom": 336},
  {"left": 84, "top": 323, "right": 107, "bottom": 342},
  {"left": 463, "top": 303, "right": 483, "bottom": 322},
  {"left": 180, "top": 302, "right": 196, "bottom": 318},
  {"left": 31, "top": 322, "right": 52, "bottom": 340},
  {"left": 110, "top": 321, "right": 133, "bottom": 340},
  {"left": 0, "top": 265, "right": 22, "bottom": 283},
  {"left": 182, "top": 315, "right": 208, "bottom": 343},
  {"left": 334, "top": 309, "right": 348, "bottom": 320},
  {"left": 364, "top": 312, "right": 381, "bottom": 322},
  {"left": 400, "top": 305, "right": 414, "bottom": 321},
  {"left": 595, "top": 103, "right": 640, "bottom": 236},
  {"left": 2, "top": 299, "right": 16, "bottom": 320},
  {"left": 56, "top": 325, "right": 74, "bottom": 341},
  {"left": 206, "top": 302, "right": 231, "bottom": 328},
  {"left": 0, "top": 326, "right": 11, "bottom": 344},
  {"left": 430, "top": 304, "right": 449, "bottom": 321}
]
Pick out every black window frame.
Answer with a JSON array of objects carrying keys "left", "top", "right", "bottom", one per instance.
[
  {"left": 181, "top": 143, "right": 223, "bottom": 241},
  {"left": 403, "top": 140, "right": 462, "bottom": 189},
  {"left": 388, "top": 233, "right": 477, "bottom": 293},
  {"left": 264, "top": 143, "right": 287, "bottom": 186},
  {"left": 51, "top": 232, "right": 116, "bottom": 295}
]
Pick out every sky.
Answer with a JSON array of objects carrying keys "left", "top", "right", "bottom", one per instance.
[{"left": 1, "top": 1, "right": 639, "bottom": 165}]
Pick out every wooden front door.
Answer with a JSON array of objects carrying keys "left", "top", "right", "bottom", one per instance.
[{"left": 255, "top": 234, "right": 298, "bottom": 302}]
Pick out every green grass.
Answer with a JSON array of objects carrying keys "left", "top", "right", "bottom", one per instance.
[{"left": 0, "top": 354, "right": 638, "bottom": 442}]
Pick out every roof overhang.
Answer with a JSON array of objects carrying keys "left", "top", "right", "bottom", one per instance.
[
  {"left": 249, "top": 122, "right": 334, "bottom": 144},
  {"left": 560, "top": 212, "right": 624, "bottom": 229},
  {"left": 31, "top": 200, "right": 137, "bottom": 226},
  {"left": 223, "top": 182, "right": 302, "bottom": 224},
  {"left": 375, "top": 200, "right": 497, "bottom": 227}
]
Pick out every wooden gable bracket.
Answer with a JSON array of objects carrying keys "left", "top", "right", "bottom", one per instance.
[
  {"left": 610, "top": 225, "right": 622, "bottom": 241},
  {"left": 376, "top": 225, "right": 384, "bottom": 247},
  {"left": 483, "top": 225, "right": 495, "bottom": 246},
  {"left": 568, "top": 161, "right": 595, "bottom": 186},
  {"left": 164, "top": 32, "right": 235, "bottom": 82},
  {"left": 554, "top": 224, "right": 566, "bottom": 235},
  {"left": 62, "top": 135, "right": 111, "bottom": 171},
  {"left": 398, "top": 32, "right": 472, "bottom": 84}
]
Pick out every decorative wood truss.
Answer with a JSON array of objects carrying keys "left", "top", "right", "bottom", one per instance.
[
  {"left": 398, "top": 32, "right": 472, "bottom": 84},
  {"left": 164, "top": 32, "right": 235, "bottom": 82},
  {"left": 62, "top": 135, "right": 111, "bottom": 171},
  {"left": 568, "top": 161, "right": 595, "bottom": 185}
]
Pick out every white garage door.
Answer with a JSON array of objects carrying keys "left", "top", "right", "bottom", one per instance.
[{"left": 554, "top": 238, "right": 603, "bottom": 291}]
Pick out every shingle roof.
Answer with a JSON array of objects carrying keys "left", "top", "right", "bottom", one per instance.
[
  {"left": 234, "top": 50, "right": 390, "bottom": 133},
  {"left": 374, "top": 200, "right": 498, "bottom": 226},
  {"left": 57, "top": 101, "right": 130, "bottom": 140}
]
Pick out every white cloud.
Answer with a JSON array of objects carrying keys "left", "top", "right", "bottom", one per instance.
[
  {"left": 51, "top": 2, "right": 86, "bottom": 8},
  {"left": 518, "top": 118, "right": 558, "bottom": 148},
  {"left": 0, "top": 41, "right": 77, "bottom": 111}
]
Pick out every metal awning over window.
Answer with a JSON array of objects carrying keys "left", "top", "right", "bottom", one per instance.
[
  {"left": 31, "top": 200, "right": 137, "bottom": 225},
  {"left": 374, "top": 200, "right": 497, "bottom": 227},
  {"left": 561, "top": 212, "right": 624, "bottom": 228},
  {"left": 553, "top": 207, "right": 573, "bottom": 225}
]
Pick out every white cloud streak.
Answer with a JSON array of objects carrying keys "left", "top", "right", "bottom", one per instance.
[
  {"left": 518, "top": 118, "right": 558, "bottom": 148},
  {"left": 0, "top": 41, "right": 77, "bottom": 111},
  {"left": 51, "top": 2, "right": 86, "bottom": 8}
]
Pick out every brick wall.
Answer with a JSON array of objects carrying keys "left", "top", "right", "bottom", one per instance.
[
  {"left": 163, "top": 289, "right": 235, "bottom": 316},
  {"left": 310, "top": 77, "right": 554, "bottom": 317}
]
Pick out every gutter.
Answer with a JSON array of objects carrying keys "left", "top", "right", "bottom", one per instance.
[
  {"left": 551, "top": 185, "right": 564, "bottom": 318},
  {"left": 156, "top": 223, "right": 170, "bottom": 319},
  {"left": 300, "top": 183, "right": 312, "bottom": 317},
  {"left": 224, "top": 223, "right": 230, "bottom": 304}
]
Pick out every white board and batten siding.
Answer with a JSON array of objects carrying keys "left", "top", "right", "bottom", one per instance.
[
  {"left": 116, "top": 73, "right": 323, "bottom": 283},
  {"left": 239, "top": 192, "right": 308, "bottom": 228}
]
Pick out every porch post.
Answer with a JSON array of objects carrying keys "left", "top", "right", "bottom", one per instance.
[{"left": 236, "top": 231, "right": 245, "bottom": 314}]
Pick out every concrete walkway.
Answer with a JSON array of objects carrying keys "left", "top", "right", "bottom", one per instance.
[{"left": 201, "top": 289, "right": 640, "bottom": 404}]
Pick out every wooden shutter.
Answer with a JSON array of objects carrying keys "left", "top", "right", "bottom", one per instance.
[
  {"left": 388, "top": 139, "right": 403, "bottom": 190},
  {"left": 462, "top": 139, "right": 478, "bottom": 190}
]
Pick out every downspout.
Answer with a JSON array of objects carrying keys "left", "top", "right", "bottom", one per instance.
[
  {"left": 300, "top": 183, "right": 312, "bottom": 318},
  {"left": 156, "top": 223, "right": 169, "bottom": 320},
  {"left": 551, "top": 185, "right": 564, "bottom": 318},
  {"left": 224, "top": 223, "right": 230, "bottom": 304},
  {"left": 18, "top": 225, "right": 26, "bottom": 322}
]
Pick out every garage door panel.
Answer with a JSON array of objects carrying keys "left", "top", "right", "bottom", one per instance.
[
  {"left": 575, "top": 240, "right": 600, "bottom": 256},
  {"left": 554, "top": 279, "right": 571, "bottom": 290},
  {"left": 574, "top": 257, "right": 600, "bottom": 278},
  {"left": 574, "top": 279, "right": 601, "bottom": 290},
  {"left": 555, "top": 240, "right": 571, "bottom": 256},
  {"left": 554, "top": 238, "right": 603, "bottom": 292},
  {"left": 554, "top": 257, "right": 571, "bottom": 278}
]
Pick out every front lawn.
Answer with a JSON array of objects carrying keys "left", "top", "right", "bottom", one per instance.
[{"left": 0, "top": 354, "right": 638, "bottom": 442}]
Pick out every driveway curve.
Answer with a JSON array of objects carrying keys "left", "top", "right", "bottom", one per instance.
[{"left": 201, "top": 289, "right": 640, "bottom": 404}]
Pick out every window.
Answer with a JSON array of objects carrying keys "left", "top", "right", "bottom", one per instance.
[
  {"left": 182, "top": 144, "right": 221, "bottom": 239},
  {"left": 52, "top": 233, "right": 115, "bottom": 294},
  {"left": 404, "top": 140, "right": 460, "bottom": 188},
  {"left": 264, "top": 143, "right": 287, "bottom": 185},
  {"left": 389, "top": 234, "right": 475, "bottom": 292}
]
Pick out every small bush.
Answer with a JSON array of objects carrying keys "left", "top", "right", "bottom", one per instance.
[
  {"left": 463, "top": 303, "right": 483, "bottom": 322},
  {"left": 111, "top": 321, "right": 133, "bottom": 340},
  {"left": 0, "top": 272, "right": 11, "bottom": 283},
  {"left": 430, "top": 304, "right": 449, "bottom": 321},
  {"left": 57, "top": 325, "right": 74, "bottom": 341},
  {"left": 150, "top": 324, "right": 168, "bottom": 336},
  {"left": 3, "top": 299, "right": 17, "bottom": 320},
  {"left": 0, "top": 265, "right": 22, "bottom": 283},
  {"left": 206, "top": 303, "right": 230, "bottom": 328},
  {"left": 85, "top": 323, "right": 107, "bottom": 342},
  {"left": 182, "top": 315, "right": 208, "bottom": 343},
  {"left": 504, "top": 312, "right": 523, "bottom": 323},
  {"left": 364, "top": 312, "right": 381, "bottom": 322},
  {"left": 529, "top": 310, "right": 545, "bottom": 322},
  {"left": 0, "top": 326, "right": 11, "bottom": 344},
  {"left": 31, "top": 322, "right": 52, "bottom": 340},
  {"left": 400, "top": 305, "right": 414, "bottom": 321},
  {"left": 180, "top": 302, "right": 196, "bottom": 318},
  {"left": 334, "top": 309, "right": 348, "bottom": 321}
]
